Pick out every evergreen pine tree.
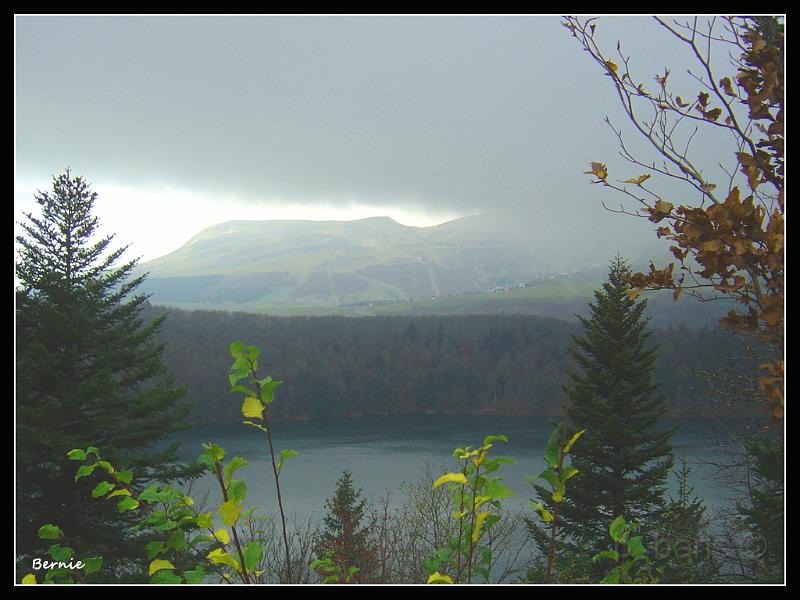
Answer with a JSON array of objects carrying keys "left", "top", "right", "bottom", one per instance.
[
  {"left": 15, "top": 170, "right": 196, "bottom": 579},
  {"left": 737, "top": 438, "right": 784, "bottom": 583},
  {"left": 557, "top": 256, "right": 674, "bottom": 559},
  {"left": 656, "top": 458, "right": 718, "bottom": 583},
  {"left": 314, "top": 470, "right": 373, "bottom": 582}
]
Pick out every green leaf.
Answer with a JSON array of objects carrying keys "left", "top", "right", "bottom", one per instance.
[
  {"left": 538, "top": 469, "right": 559, "bottom": 489},
  {"left": 601, "top": 569, "right": 621, "bottom": 584},
  {"left": 47, "top": 544, "right": 73, "bottom": 562},
  {"left": 562, "top": 466, "right": 579, "bottom": 481},
  {"left": 483, "top": 479, "right": 514, "bottom": 500},
  {"left": 228, "top": 479, "right": 247, "bottom": 503},
  {"left": 244, "top": 541, "right": 264, "bottom": 571},
  {"left": 21, "top": 573, "right": 36, "bottom": 584},
  {"left": 107, "top": 488, "right": 132, "bottom": 499},
  {"left": 97, "top": 460, "right": 115, "bottom": 474},
  {"left": 150, "top": 570, "right": 182, "bottom": 584},
  {"left": 258, "top": 379, "right": 282, "bottom": 404},
  {"left": 197, "top": 511, "right": 214, "bottom": 529},
  {"left": 183, "top": 566, "right": 206, "bottom": 584},
  {"left": 563, "top": 429, "right": 587, "bottom": 454},
  {"left": 229, "top": 341, "right": 245, "bottom": 358},
  {"left": 229, "top": 366, "right": 250, "bottom": 389},
  {"left": 38, "top": 524, "right": 63, "bottom": 540},
  {"left": 545, "top": 423, "right": 563, "bottom": 468},
  {"left": 609, "top": 515, "right": 627, "bottom": 543},
  {"left": 167, "top": 529, "right": 186, "bottom": 552},
  {"left": 91, "top": 481, "right": 115, "bottom": 498},
  {"left": 201, "top": 443, "right": 225, "bottom": 462},
  {"left": 483, "top": 434, "right": 508, "bottom": 446},
  {"left": 276, "top": 449, "right": 299, "bottom": 474},
  {"left": 148, "top": 559, "right": 176, "bottom": 576},
  {"left": 154, "top": 518, "right": 178, "bottom": 532},
  {"left": 145, "top": 541, "right": 167, "bottom": 560},
  {"left": 83, "top": 556, "right": 103, "bottom": 575},
  {"left": 224, "top": 456, "right": 248, "bottom": 488},
  {"left": 115, "top": 469, "right": 133, "bottom": 485},
  {"left": 117, "top": 496, "right": 140, "bottom": 513},
  {"left": 66, "top": 449, "right": 86, "bottom": 461},
  {"left": 138, "top": 484, "right": 160, "bottom": 503},
  {"left": 628, "top": 535, "right": 646, "bottom": 558},
  {"left": 74, "top": 463, "right": 96, "bottom": 482},
  {"left": 432, "top": 472, "right": 468, "bottom": 489},
  {"left": 593, "top": 550, "right": 620, "bottom": 563}
]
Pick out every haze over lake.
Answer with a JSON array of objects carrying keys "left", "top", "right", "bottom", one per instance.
[{"left": 171, "top": 415, "right": 736, "bottom": 521}]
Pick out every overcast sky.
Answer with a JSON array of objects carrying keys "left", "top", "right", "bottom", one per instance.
[{"left": 15, "top": 15, "right": 740, "bottom": 262}]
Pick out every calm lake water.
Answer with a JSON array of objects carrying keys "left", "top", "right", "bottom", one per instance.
[{"left": 169, "top": 415, "right": 740, "bottom": 521}]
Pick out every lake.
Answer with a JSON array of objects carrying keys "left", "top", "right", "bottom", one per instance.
[{"left": 169, "top": 415, "right": 740, "bottom": 521}]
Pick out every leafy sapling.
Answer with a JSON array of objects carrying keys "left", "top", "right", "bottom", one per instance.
[
  {"left": 528, "top": 421, "right": 586, "bottom": 583},
  {"left": 228, "top": 341, "right": 297, "bottom": 583},
  {"left": 426, "top": 434, "right": 514, "bottom": 584},
  {"left": 593, "top": 515, "right": 656, "bottom": 584}
]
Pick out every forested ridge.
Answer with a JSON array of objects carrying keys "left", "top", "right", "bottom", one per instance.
[{"left": 147, "top": 305, "right": 753, "bottom": 425}]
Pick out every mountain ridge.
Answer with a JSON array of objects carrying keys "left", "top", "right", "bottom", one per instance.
[{"left": 136, "top": 213, "right": 675, "bottom": 316}]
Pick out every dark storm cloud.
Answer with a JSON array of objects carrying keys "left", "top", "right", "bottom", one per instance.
[
  {"left": 15, "top": 16, "right": 627, "bottom": 211},
  {"left": 16, "top": 15, "right": 736, "bottom": 261}
]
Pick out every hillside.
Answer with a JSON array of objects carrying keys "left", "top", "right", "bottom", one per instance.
[{"left": 137, "top": 214, "right": 672, "bottom": 314}]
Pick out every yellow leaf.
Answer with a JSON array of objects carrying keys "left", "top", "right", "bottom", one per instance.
[
  {"left": 148, "top": 559, "right": 176, "bottom": 576},
  {"left": 214, "top": 528, "right": 230, "bottom": 545},
  {"left": 21, "top": 574, "right": 37, "bottom": 584},
  {"left": 472, "top": 511, "right": 492, "bottom": 544},
  {"left": 432, "top": 472, "right": 468, "bottom": 489},
  {"left": 207, "top": 548, "right": 242, "bottom": 572},
  {"left": 624, "top": 174, "right": 651, "bottom": 185},
  {"left": 427, "top": 572, "right": 454, "bottom": 584},
  {"left": 584, "top": 162, "right": 608, "bottom": 181},
  {"left": 241, "top": 396, "right": 264, "bottom": 420},
  {"left": 219, "top": 499, "right": 243, "bottom": 526}
]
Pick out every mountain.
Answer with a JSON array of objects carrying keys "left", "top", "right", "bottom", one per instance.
[
  {"left": 139, "top": 215, "right": 631, "bottom": 305},
  {"left": 137, "top": 213, "right": 728, "bottom": 326}
]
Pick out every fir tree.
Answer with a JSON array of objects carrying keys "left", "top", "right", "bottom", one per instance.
[
  {"left": 314, "top": 470, "right": 373, "bottom": 582},
  {"left": 557, "top": 256, "right": 674, "bottom": 560},
  {"left": 737, "top": 438, "right": 784, "bottom": 583},
  {"left": 15, "top": 170, "right": 196, "bottom": 579},
  {"left": 655, "top": 458, "right": 718, "bottom": 583}
]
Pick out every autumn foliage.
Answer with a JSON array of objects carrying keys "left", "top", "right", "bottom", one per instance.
[{"left": 564, "top": 16, "right": 784, "bottom": 419}]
